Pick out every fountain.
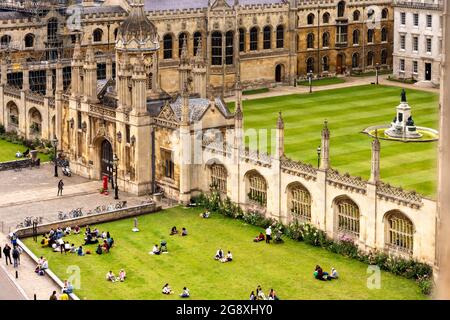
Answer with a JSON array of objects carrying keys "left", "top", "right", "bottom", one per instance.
[{"left": 385, "top": 89, "right": 422, "bottom": 139}]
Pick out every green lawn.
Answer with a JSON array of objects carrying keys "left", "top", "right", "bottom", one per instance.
[
  {"left": 0, "top": 139, "right": 51, "bottom": 163},
  {"left": 23, "top": 207, "right": 426, "bottom": 300},
  {"left": 243, "top": 88, "right": 270, "bottom": 95},
  {"left": 298, "top": 77, "right": 346, "bottom": 86},
  {"left": 231, "top": 85, "right": 438, "bottom": 197}
]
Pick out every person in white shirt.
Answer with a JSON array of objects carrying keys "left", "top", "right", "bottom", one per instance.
[
  {"left": 64, "top": 226, "right": 71, "bottom": 235},
  {"left": 106, "top": 271, "right": 116, "bottom": 282},
  {"left": 221, "top": 251, "right": 233, "bottom": 263},
  {"left": 265, "top": 226, "right": 272, "bottom": 244},
  {"left": 180, "top": 287, "right": 190, "bottom": 298},
  {"left": 119, "top": 269, "right": 126, "bottom": 282},
  {"left": 214, "top": 249, "right": 223, "bottom": 260},
  {"left": 101, "top": 231, "right": 107, "bottom": 239},
  {"left": 330, "top": 267, "right": 339, "bottom": 279},
  {"left": 150, "top": 244, "right": 161, "bottom": 255},
  {"left": 41, "top": 259, "right": 48, "bottom": 270},
  {"left": 162, "top": 283, "right": 173, "bottom": 295}
]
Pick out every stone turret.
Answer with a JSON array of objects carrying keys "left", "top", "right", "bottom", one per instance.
[
  {"left": 320, "top": 120, "right": 330, "bottom": 170},
  {"left": 83, "top": 36, "right": 98, "bottom": 103},
  {"left": 179, "top": 37, "right": 192, "bottom": 94},
  {"left": 369, "top": 130, "right": 381, "bottom": 184},
  {"left": 276, "top": 112, "right": 285, "bottom": 159},
  {"left": 192, "top": 39, "right": 207, "bottom": 98}
]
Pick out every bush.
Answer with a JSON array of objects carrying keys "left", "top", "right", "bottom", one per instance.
[
  {"left": 0, "top": 124, "right": 5, "bottom": 135},
  {"left": 417, "top": 275, "right": 433, "bottom": 295}
]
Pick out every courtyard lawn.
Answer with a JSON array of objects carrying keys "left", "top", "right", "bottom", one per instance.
[
  {"left": 0, "top": 139, "right": 51, "bottom": 163},
  {"left": 298, "top": 77, "right": 345, "bottom": 86},
  {"left": 230, "top": 85, "right": 438, "bottom": 197},
  {"left": 23, "top": 207, "right": 426, "bottom": 300}
]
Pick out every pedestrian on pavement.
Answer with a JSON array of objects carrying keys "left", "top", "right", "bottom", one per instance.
[
  {"left": 50, "top": 291, "right": 58, "bottom": 300},
  {"left": 12, "top": 246, "right": 20, "bottom": 268},
  {"left": 2, "top": 244, "right": 12, "bottom": 265},
  {"left": 57, "top": 179, "right": 64, "bottom": 196}
]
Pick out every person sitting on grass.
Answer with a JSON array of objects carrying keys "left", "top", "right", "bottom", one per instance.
[
  {"left": 64, "top": 242, "right": 71, "bottom": 253},
  {"left": 96, "top": 244, "right": 103, "bottom": 255},
  {"left": 170, "top": 226, "right": 178, "bottom": 235},
  {"left": 214, "top": 248, "right": 224, "bottom": 260},
  {"left": 73, "top": 225, "right": 80, "bottom": 235},
  {"left": 101, "top": 231, "right": 107, "bottom": 239},
  {"left": 70, "top": 244, "right": 77, "bottom": 253},
  {"left": 102, "top": 240, "right": 110, "bottom": 253},
  {"left": 253, "top": 232, "right": 265, "bottom": 242},
  {"left": 106, "top": 271, "right": 116, "bottom": 282},
  {"left": 150, "top": 244, "right": 161, "bottom": 255},
  {"left": 181, "top": 227, "right": 188, "bottom": 236},
  {"left": 162, "top": 283, "right": 174, "bottom": 295},
  {"left": 329, "top": 267, "right": 339, "bottom": 279},
  {"left": 160, "top": 240, "right": 168, "bottom": 253},
  {"left": 40, "top": 236, "right": 49, "bottom": 248},
  {"left": 59, "top": 292, "right": 69, "bottom": 300},
  {"left": 180, "top": 287, "right": 190, "bottom": 298},
  {"left": 313, "top": 265, "right": 329, "bottom": 281},
  {"left": 77, "top": 246, "right": 85, "bottom": 256},
  {"left": 119, "top": 269, "right": 126, "bottom": 282},
  {"left": 256, "top": 285, "right": 266, "bottom": 300},
  {"left": 249, "top": 291, "right": 256, "bottom": 300},
  {"left": 268, "top": 289, "right": 279, "bottom": 300},
  {"left": 221, "top": 251, "right": 233, "bottom": 263},
  {"left": 64, "top": 226, "right": 71, "bottom": 235},
  {"left": 107, "top": 237, "right": 114, "bottom": 249},
  {"left": 200, "top": 211, "right": 210, "bottom": 219}
]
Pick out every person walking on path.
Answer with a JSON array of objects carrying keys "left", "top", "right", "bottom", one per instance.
[
  {"left": 2, "top": 244, "right": 12, "bottom": 265},
  {"left": 265, "top": 226, "right": 272, "bottom": 244},
  {"left": 57, "top": 179, "right": 64, "bottom": 196},
  {"left": 12, "top": 246, "right": 20, "bottom": 268}
]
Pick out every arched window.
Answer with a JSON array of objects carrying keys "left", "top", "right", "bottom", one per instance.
[
  {"left": 307, "top": 33, "right": 314, "bottom": 49},
  {"left": 263, "top": 26, "right": 271, "bottom": 50},
  {"left": 367, "top": 51, "right": 374, "bottom": 66},
  {"left": 322, "top": 56, "right": 329, "bottom": 71},
  {"left": 163, "top": 34, "right": 173, "bottom": 59},
  {"left": 306, "top": 57, "right": 314, "bottom": 73},
  {"left": 178, "top": 32, "right": 188, "bottom": 57},
  {"left": 93, "top": 28, "right": 103, "bottom": 42},
  {"left": 276, "top": 25, "right": 284, "bottom": 48},
  {"left": 307, "top": 13, "right": 315, "bottom": 25},
  {"left": 352, "top": 52, "right": 359, "bottom": 68},
  {"left": 211, "top": 31, "right": 222, "bottom": 65},
  {"left": 381, "top": 49, "right": 387, "bottom": 65},
  {"left": 7, "top": 102, "right": 19, "bottom": 127},
  {"left": 381, "top": 27, "right": 387, "bottom": 42},
  {"left": 211, "top": 164, "right": 227, "bottom": 194},
  {"left": 322, "top": 32, "right": 330, "bottom": 47},
  {"left": 289, "top": 183, "right": 311, "bottom": 223},
  {"left": 353, "top": 29, "right": 360, "bottom": 45},
  {"left": 247, "top": 171, "right": 267, "bottom": 207},
  {"left": 24, "top": 34, "right": 34, "bottom": 48},
  {"left": 1, "top": 35, "right": 11, "bottom": 47},
  {"left": 382, "top": 8, "right": 389, "bottom": 19},
  {"left": 239, "top": 28, "right": 245, "bottom": 52},
  {"left": 337, "top": 1, "right": 346, "bottom": 18},
  {"left": 385, "top": 211, "right": 414, "bottom": 254},
  {"left": 367, "top": 29, "right": 374, "bottom": 43},
  {"left": 147, "top": 73, "right": 153, "bottom": 90},
  {"left": 114, "top": 28, "right": 118, "bottom": 40},
  {"left": 193, "top": 32, "right": 202, "bottom": 56},
  {"left": 225, "top": 31, "right": 233, "bottom": 65},
  {"left": 353, "top": 10, "right": 360, "bottom": 21},
  {"left": 47, "top": 18, "right": 58, "bottom": 42},
  {"left": 335, "top": 197, "right": 360, "bottom": 237},
  {"left": 323, "top": 12, "right": 330, "bottom": 24},
  {"left": 29, "top": 108, "right": 42, "bottom": 136},
  {"left": 250, "top": 27, "right": 258, "bottom": 51}
]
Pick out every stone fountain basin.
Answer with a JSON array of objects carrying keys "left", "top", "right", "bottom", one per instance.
[{"left": 362, "top": 125, "right": 439, "bottom": 142}]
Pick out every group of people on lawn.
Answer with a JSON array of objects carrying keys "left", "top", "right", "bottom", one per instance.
[
  {"left": 250, "top": 285, "right": 279, "bottom": 300},
  {"left": 162, "top": 284, "right": 190, "bottom": 298},
  {"left": 105, "top": 269, "right": 127, "bottom": 283},
  {"left": 214, "top": 248, "right": 233, "bottom": 263},
  {"left": 314, "top": 265, "right": 339, "bottom": 281}
]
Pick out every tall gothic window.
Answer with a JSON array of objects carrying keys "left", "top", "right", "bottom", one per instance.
[
  {"left": 337, "top": 1, "right": 346, "bottom": 18},
  {"left": 386, "top": 211, "right": 414, "bottom": 254},
  {"left": 306, "top": 57, "right": 314, "bottom": 73},
  {"left": 367, "top": 29, "right": 374, "bottom": 43},
  {"left": 276, "top": 25, "right": 284, "bottom": 48},
  {"left": 307, "top": 13, "right": 315, "bottom": 25},
  {"left": 162, "top": 149, "right": 174, "bottom": 179},
  {"left": 289, "top": 184, "right": 311, "bottom": 222},
  {"left": 322, "top": 32, "right": 330, "bottom": 47},
  {"left": 323, "top": 12, "right": 330, "bottom": 24},
  {"left": 24, "top": 34, "right": 34, "bottom": 48},
  {"left": 1, "top": 35, "right": 11, "bottom": 47},
  {"left": 381, "top": 49, "right": 387, "bottom": 65},
  {"left": 336, "top": 197, "right": 360, "bottom": 237},
  {"left": 93, "top": 28, "right": 103, "bottom": 42},
  {"left": 179, "top": 32, "right": 188, "bottom": 57},
  {"left": 225, "top": 31, "right": 234, "bottom": 65},
  {"left": 353, "top": 29, "right": 360, "bottom": 45},
  {"left": 193, "top": 32, "right": 202, "bottom": 56},
  {"left": 263, "top": 26, "right": 271, "bottom": 49},
  {"left": 211, "top": 164, "right": 227, "bottom": 194},
  {"left": 248, "top": 172, "right": 267, "bottom": 207},
  {"left": 381, "top": 27, "right": 387, "bottom": 42},
  {"left": 250, "top": 27, "right": 258, "bottom": 51},
  {"left": 322, "top": 56, "right": 329, "bottom": 71},
  {"left": 307, "top": 33, "right": 314, "bottom": 49},
  {"left": 353, "top": 10, "right": 360, "bottom": 21},
  {"left": 239, "top": 28, "right": 245, "bottom": 52},
  {"left": 352, "top": 52, "right": 359, "bottom": 68},
  {"left": 367, "top": 51, "right": 374, "bottom": 66},
  {"left": 163, "top": 34, "right": 173, "bottom": 59},
  {"left": 211, "top": 31, "right": 222, "bottom": 65},
  {"left": 147, "top": 73, "right": 153, "bottom": 90},
  {"left": 47, "top": 18, "right": 58, "bottom": 42}
]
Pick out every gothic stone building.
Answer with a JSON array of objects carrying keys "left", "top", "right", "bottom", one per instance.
[{"left": 0, "top": 0, "right": 437, "bottom": 266}]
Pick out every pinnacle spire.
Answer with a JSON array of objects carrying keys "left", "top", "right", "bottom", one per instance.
[
  {"left": 180, "top": 37, "right": 189, "bottom": 65},
  {"left": 277, "top": 111, "right": 284, "bottom": 129}
]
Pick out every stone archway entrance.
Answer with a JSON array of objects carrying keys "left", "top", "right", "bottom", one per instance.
[
  {"left": 101, "top": 139, "right": 113, "bottom": 179},
  {"left": 275, "top": 64, "right": 284, "bottom": 82}
]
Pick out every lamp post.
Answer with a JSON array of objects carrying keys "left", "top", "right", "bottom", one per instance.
[
  {"left": 375, "top": 62, "right": 380, "bottom": 85},
  {"left": 317, "top": 146, "right": 321, "bottom": 168},
  {"left": 308, "top": 72, "right": 313, "bottom": 93},
  {"left": 51, "top": 137, "right": 58, "bottom": 177},
  {"left": 113, "top": 153, "right": 119, "bottom": 200}
]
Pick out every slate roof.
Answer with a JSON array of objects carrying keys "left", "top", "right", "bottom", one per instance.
[
  {"left": 81, "top": 6, "right": 126, "bottom": 15},
  {"left": 0, "top": 11, "right": 28, "bottom": 20},
  {"left": 169, "top": 96, "right": 232, "bottom": 122},
  {"left": 144, "top": 0, "right": 285, "bottom": 11}
]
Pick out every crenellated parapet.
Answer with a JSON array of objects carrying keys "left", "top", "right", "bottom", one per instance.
[
  {"left": 240, "top": 148, "right": 272, "bottom": 167},
  {"left": 327, "top": 169, "right": 368, "bottom": 194},
  {"left": 377, "top": 182, "right": 423, "bottom": 209},
  {"left": 281, "top": 156, "right": 317, "bottom": 181}
]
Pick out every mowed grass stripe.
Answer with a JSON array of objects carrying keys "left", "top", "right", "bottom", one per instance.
[{"left": 236, "top": 85, "right": 438, "bottom": 197}]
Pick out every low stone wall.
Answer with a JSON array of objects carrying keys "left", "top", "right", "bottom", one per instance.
[
  {"left": 0, "top": 158, "right": 37, "bottom": 171},
  {"left": 14, "top": 202, "right": 162, "bottom": 238}
]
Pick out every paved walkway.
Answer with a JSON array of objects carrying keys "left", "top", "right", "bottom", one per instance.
[{"left": 225, "top": 75, "right": 440, "bottom": 103}]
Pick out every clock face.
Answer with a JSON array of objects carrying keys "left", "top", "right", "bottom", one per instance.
[{"left": 144, "top": 55, "right": 153, "bottom": 67}]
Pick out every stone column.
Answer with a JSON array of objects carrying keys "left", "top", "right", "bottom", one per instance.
[
  {"left": 179, "top": 92, "right": 191, "bottom": 204},
  {"left": 369, "top": 133, "right": 381, "bottom": 184},
  {"left": 106, "top": 57, "right": 113, "bottom": 80},
  {"left": 271, "top": 112, "right": 284, "bottom": 221},
  {"left": 437, "top": 0, "right": 450, "bottom": 300},
  {"left": 22, "top": 64, "right": 30, "bottom": 92},
  {"left": 320, "top": 120, "right": 330, "bottom": 170},
  {"left": 46, "top": 69, "right": 54, "bottom": 97}
]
